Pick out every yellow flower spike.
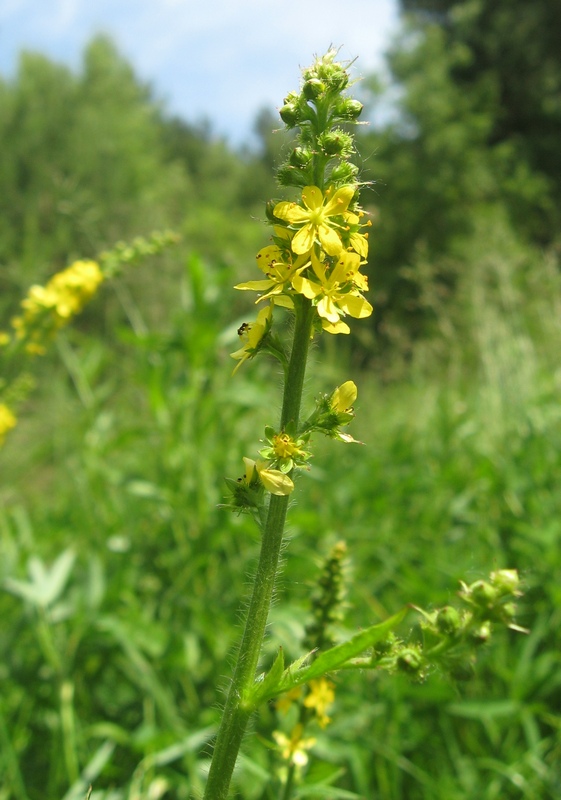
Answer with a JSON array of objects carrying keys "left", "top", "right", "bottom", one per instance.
[
  {"left": 274, "top": 185, "right": 355, "bottom": 256},
  {"left": 0, "top": 403, "right": 17, "bottom": 447},
  {"left": 303, "top": 677, "right": 336, "bottom": 728}
]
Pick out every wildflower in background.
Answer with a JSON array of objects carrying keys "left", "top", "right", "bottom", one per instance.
[
  {"left": 275, "top": 686, "right": 303, "bottom": 715},
  {"left": 273, "top": 724, "right": 316, "bottom": 767},
  {"left": 304, "top": 677, "right": 336, "bottom": 728},
  {"left": 11, "top": 260, "right": 104, "bottom": 354},
  {"left": 274, "top": 185, "right": 355, "bottom": 256},
  {"left": 0, "top": 403, "right": 17, "bottom": 446},
  {"left": 230, "top": 304, "right": 273, "bottom": 374}
]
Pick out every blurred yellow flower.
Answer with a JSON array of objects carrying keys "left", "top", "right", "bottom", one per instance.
[
  {"left": 304, "top": 677, "right": 335, "bottom": 728},
  {"left": 12, "top": 260, "right": 104, "bottom": 354},
  {"left": 0, "top": 403, "right": 17, "bottom": 446},
  {"left": 273, "top": 724, "right": 316, "bottom": 766}
]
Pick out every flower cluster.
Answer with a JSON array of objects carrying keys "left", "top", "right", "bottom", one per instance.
[
  {"left": 230, "top": 49, "right": 373, "bottom": 373},
  {"left": 11, "top": 260, "right": 104, "bottom": 355},
  {"left": 370, "top": 570, "right": 526, "bottom": 682}
]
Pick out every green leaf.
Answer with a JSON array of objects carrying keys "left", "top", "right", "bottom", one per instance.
[
  {"left": 254, "top": 609, "right": 408, "bottom": 705},
  {"left": 247, "top": 647, "right": 285, "bottom": 707}
]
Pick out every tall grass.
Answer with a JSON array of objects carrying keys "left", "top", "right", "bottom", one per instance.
[{"left": 1, "top": 228, "right": 560, "bottom": 798}]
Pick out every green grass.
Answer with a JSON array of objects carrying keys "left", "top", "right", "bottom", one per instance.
[{"left": 1, "top": 244, "right": 561, "bottom": 799}]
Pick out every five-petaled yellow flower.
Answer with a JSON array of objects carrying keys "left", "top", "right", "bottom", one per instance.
[
  {"left": 274, "top": 185, "right": 355, "bottom": 256},
  {"left": 292, "top": 251, "right": 372, "bottom": 334}
]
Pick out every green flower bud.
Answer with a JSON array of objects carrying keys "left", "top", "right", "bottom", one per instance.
[
  {"left": 303, "top": 78, "right": 326, "bottom": 101},
  {"left": 397, "top": 647, "right": 424, "bottom": 674},
  {"left": 329, "top": 161, "right": 359, "bottom": 184},
  {"left": 372, "top": 632, "right": 398, "bottom": 659},
  {"left": 279, "top": 102, "right": 300, "bottom": 127},
  {"left": 470, "top": 621, "right": 492, "bottom": 645},
  {"left": 318, "top": 130, "right": 354, "bottom": 157},
  {"left": 436, "top": 606, "right": 462, "bottom": 635},
  {"left": 490, "top": 569, "right": 521, "bottom": 597},
  {"left": 334, "top": 98, "right": 364, "bottom": 121},
  {"left": 276, "top": 163, "right": 308, "bottom": 188},
  {"left": 500, "top": 602, "right": 518, "bottom": 622},
  {"left": 469, "top": 580, "right": 498, "bottom": 607},
  {"left": 289, "top": 147, "right": 313, "bottom": 167}
]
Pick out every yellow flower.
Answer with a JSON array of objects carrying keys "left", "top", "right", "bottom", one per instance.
[
  {"left": 343, "top": 209, "right": 371, "bottom": 258},
  {"left": 273, "top": 724, "right": 316, "bottom": 767},
  {"left": 274, "top": 185, "right": 355, "bottom": 256},
  {"left": 0, "top": 403, "right": 17, "bottom": 446},
  {"left": 304, "top": 677, "right": 335, "bottom": 728},
  {"left": 235, "top": 245, "right": 309, "bottom": 303},
  {"left": 330, "top": 381, "right": 357, "bottom": 414},
  {"left": 230, "top": 304, "right": 273, "bottom": 374},
  {"left": 292, "top": 251, "right": 372, "bottom": 334},
  {"left": 242, "top": 456, "right": 294, "bottom": 496}
]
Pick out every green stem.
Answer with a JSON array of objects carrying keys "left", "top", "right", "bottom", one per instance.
[{"left": 203, "top": 299, "right": 314, "bottom": 800}]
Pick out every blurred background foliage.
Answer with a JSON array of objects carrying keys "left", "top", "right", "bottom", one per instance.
[{"left": 1, "top": 0, "right": 561, "bottom": 797}]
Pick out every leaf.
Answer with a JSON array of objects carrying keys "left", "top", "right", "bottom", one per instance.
[
  {"left": 273, "top": 609, "right": 408, "bottom": 699},
  {"left": 247, "top": 647, "right": 285, "bottom": 707}
]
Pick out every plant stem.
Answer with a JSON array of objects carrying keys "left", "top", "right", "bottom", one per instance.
[{"left": 203, "top": 299, "right": 314, "bottom": 800}]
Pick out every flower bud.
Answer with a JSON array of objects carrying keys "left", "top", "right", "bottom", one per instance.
[
  {"left": 436, "top": 606, "right": 462, "bottom": 635},
  {"left": 303, "top": 78, "right": 326, "bottom": 101},
  {"left": 470, "top": 621, "right": 491, "bottom": 645},
  {"left": 289, "top": 147, "right": 313, "bottom": 167},
  {"left": 279, "top": 102, "right": 300, "bottom": 128},
  {"left": 469, "top": 580, "right": 498, "bottom": 607},
  {"left": 397, "top": 647, "right": 423, "bottom": 675},
  {"left": 318, "top": 130, "right": 353, "bottom": 157},
  {"left": 490, "top": 569, "right": 520, "bottom": 597},
  {"left": 335, "top": 98, "right": 364, "bottom": 121},
  {"left": 329, "top": 161, "right": 359, "bottom": 184},
  {"left": 276, "top": 163, "right": 308, "bottom": 188}
]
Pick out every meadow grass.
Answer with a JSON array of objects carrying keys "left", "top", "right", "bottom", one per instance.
[{"left": 1, "top": 231, "right": 560, "bottom": 798}]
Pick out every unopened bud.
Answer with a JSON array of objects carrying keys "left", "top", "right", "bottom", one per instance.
[
  {"left": 490, "top": 569, "right": 520, "bottom": 597},
  {"left": 436, "top": 606, "right": 461, "bottom": 635},
  {"left": 397, "top": 647, "right": 423, "bottom": 674}
]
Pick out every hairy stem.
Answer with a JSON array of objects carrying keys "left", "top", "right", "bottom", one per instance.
[{"left": 203, "top": 299, "right": 314, "bottom": 800}]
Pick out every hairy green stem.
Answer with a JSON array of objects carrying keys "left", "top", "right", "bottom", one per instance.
[{"left": 203, "top": 299, "right": 314, "bottom": 800}]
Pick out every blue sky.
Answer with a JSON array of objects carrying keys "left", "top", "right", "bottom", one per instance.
[{"left": 0, "top": 0, "right": 400, "bottom": 146}]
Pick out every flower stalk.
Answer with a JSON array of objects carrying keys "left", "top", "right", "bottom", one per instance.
[{"left": 205, "top": 49, "right": 370, "bottom": 800}]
